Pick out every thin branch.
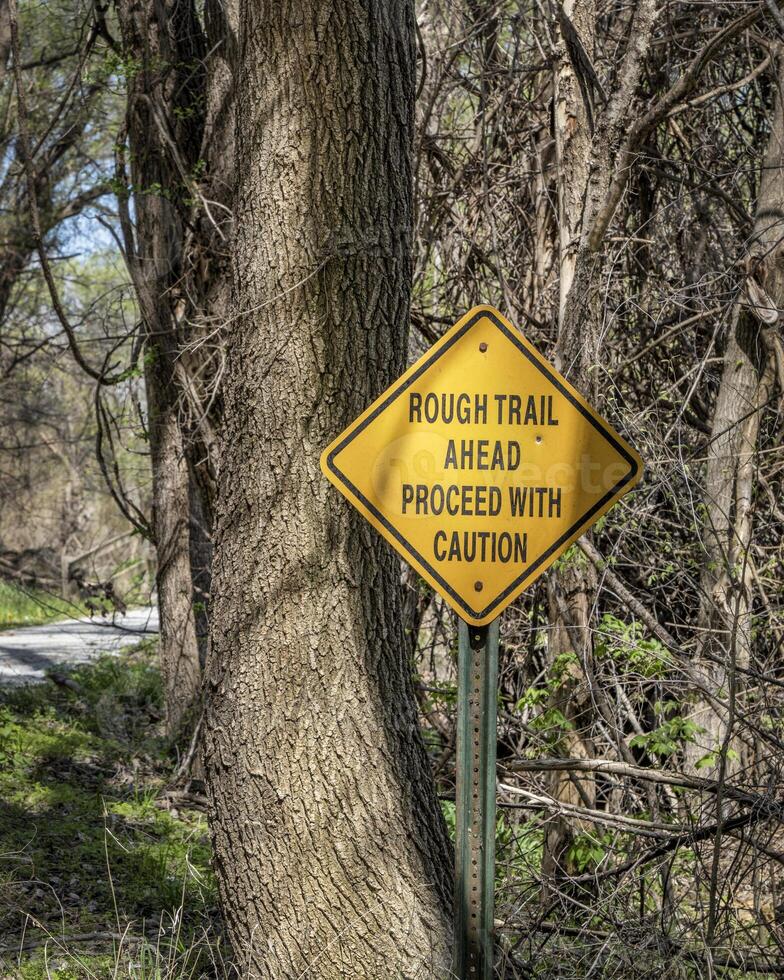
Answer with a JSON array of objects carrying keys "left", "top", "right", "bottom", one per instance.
[
  {"left": 8, "top": 0, "right": 121, "bottom": 386},
  {"left": 503, "top": 757, "right": 784, "bottom": 817},
  {"left": 588, "top": 6, "right": 765, "bottom": 250}
]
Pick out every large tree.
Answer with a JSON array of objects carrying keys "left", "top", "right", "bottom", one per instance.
[{"left": 203, "top": 1, "right": 453, "bottom": 975}]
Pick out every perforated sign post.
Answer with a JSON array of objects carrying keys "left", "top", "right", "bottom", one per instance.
[{"left": 320, "top": 306, "right": 643, "bottom": 978}]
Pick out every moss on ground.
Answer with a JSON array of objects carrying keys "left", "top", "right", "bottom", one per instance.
[{"left": 0, "top": 642, "right": 224, "bottom": 978}]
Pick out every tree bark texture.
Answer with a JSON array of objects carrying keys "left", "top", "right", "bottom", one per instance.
[
  {"left": 144, "top": 362, "right": 202, "bottom": 735},
  {"left": 204, "top": 3, "right": 453, "bottom": 977}
]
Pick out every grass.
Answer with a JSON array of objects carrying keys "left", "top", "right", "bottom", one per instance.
[
  {"left": 0, "top": 581, "right": 86, "bottom": 631},
  {"left": 0, "top": 641, "right": 226, "bottom": 978}
]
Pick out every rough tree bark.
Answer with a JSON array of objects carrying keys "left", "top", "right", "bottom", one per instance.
[
  {"left": 684, "top": 51, "right": 783, "bottom": 774},
  {"left": 204, "top": 2, "right": 453, "bottom": 976},
  {"left": 143, "top": 369, "right": 201, "bottom": 735}
]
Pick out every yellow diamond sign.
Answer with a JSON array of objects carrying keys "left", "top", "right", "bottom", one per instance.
[{"left": 321, "top": 306, "right": 643, "bottom": 625}]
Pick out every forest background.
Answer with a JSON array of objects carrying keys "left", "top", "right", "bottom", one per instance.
[{"left": 1, "top": 1, "right": 784, "bottom": 978}]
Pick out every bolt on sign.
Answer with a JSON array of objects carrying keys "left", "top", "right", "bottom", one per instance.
[{"left": 320, "top": 305, "right": 643, "bottom": 625}]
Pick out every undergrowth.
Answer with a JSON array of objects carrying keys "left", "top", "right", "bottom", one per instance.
[{"left": 0, "top": 641, "right": 226, "bottom": 978}]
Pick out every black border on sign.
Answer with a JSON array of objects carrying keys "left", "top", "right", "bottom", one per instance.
[{"left": 326, "top": 309, "right": 640, "bottom": 621}]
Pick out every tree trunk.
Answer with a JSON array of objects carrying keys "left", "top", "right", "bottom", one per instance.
[
  {"left": 684, "top": 51, "right": 784, "bottom": 774},
  {"left": 540, "top": 0, "right": 599, "bottom": 889},
  {"left": 145, "top": 362, "right": 202, "bottom": 736},
  {"left": 188, "top": 469, "right": 212, "bottom": 670},
  {"left": 203, "top": 2, "right": 453, "bottom": 976}
]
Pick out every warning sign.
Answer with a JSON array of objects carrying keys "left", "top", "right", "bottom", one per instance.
[{"left": 320, "top": 306, "right": 643, "bottom": 625}]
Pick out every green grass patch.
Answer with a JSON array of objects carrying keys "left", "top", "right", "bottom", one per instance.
[
  {"left": 0, "top": 642, "right": 224, "bottom": 978},
  {"left": 0, "top": 580, "right": 86, "bottom": 631}
]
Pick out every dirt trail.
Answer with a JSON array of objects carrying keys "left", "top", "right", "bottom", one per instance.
[{"left": 0, "top": 607, "right": 159, "bottom": 685}]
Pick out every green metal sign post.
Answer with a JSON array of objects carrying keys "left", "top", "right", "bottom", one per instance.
[{"left": 453, "top": 618, "right": 499, "bottom": 980}]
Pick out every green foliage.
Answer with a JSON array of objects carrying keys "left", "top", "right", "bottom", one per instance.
[
  {"left": 551, "top": 544, "right": 587, "bottom": 572},
  {"left": 513, "top": 651, "right": 581, "bottom": 748},
  {"left": 695, "top": 747, "right": 739, "bottom": 770},
  {"left": 0, "top": 643, "right": 222, "bottom": 977},
  {"left": 595, "top": 612, "right": 670, "bottom": 678},
  {"left": 528, "top": 706, "right": 573, "bottom": 736},
  {"left": 423, "top": 680, "right": 458, "bottom": 710},
  {"left": 517, "top": 651, "right": 579, "bottom": 711},
  {"left": 567, "top": 831, "right": 613, "bottom": 871},
  {"left": 440, "top": 799, "right": 456, "bottom": 839},
  {"left": 496, "top": 815, "right": 543, "bottom": 888},
  {"left": 0, "top": 581, "right": 85, "bottom": 630},
  {"left": 629, "top": 701, "right": 703, "bottom": 757},
  {"left": 441, "top": 802, "right": 543, "bottom": 891},
  {"left": 516, "top": 652, "right": 578, "bottom": 719}
]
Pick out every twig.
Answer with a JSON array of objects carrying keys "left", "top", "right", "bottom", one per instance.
[
  {"left": 172, "top": 707, "right": 204, "bottom": 783},
  {"left": 498, "top": 782, "right": 679, "bottom": 838},
  {"left": 1, "top": 931, "right": 127, "bottom": 954},
  {"left": 499, "top": 921, "right": 784, "bottom": 975},
  {"left": 45, "top": 672, "right": 83, "bottom": 695},
  {"left": 8, "top": 0, "right": 121, "bottom": 386},
  {"left": 588, "top": 7, "right": 764, "bottom": 250},
  {"left": 503, "top": 757, "right": 784, "bottom": 817}
]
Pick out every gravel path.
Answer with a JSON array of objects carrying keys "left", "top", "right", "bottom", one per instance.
[{"left": 0, "top": 607, "right": 159, "bottom": 685}]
